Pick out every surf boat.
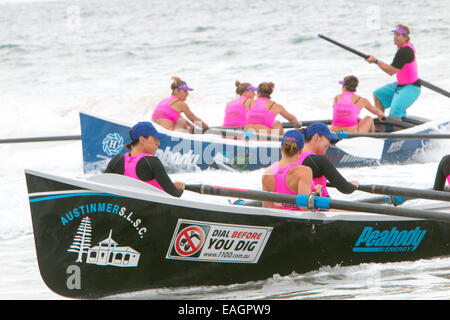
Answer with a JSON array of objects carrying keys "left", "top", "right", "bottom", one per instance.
[
  {"left": 80, "top": 112, "right": 449, "bottom": 173},
  {"left": 25, "top": 169, "right": 450, "bottom": 299}
]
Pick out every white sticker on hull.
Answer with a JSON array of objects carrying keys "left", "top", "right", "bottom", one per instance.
[
  {"left": 67, "top": 217, "right": 140, "bottom": 267},
  {"left": 166, "top": 219, "right": 272, "bottom": 264}
]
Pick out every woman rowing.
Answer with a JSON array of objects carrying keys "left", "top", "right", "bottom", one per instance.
[
  {"left": 244, "top": 82, "right": 301, "bottom": 136},
  {"left": 104, "top": 121, "right": 185, "bottom": 197},
  {"left": 331, "top": 75, "right": 385, "bottom": 133},
  {"left": 298, "top": 123, "right": 359, "bottom": 196},
  {"left": 262, "top": 129, "right": 313, "bottom": 210},
  {"left": 222, "top": 81, "right": 257, "bottom": 128},
  {"left": 151, "top": 76, "right": 210, "bottom": 133},
  {"left": 433, "top": 154, "right": 450, "bottom": 191}
]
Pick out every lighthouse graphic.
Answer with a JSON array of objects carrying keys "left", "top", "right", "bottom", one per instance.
[{"left": 67, "top": 217, "right": 140, "bottom": 267}]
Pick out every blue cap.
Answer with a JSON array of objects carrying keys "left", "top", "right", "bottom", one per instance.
[
  {"left": 281, "top": 130, "right": 304, "bottom": 149},
  {"left": 130, "top": 121, "right": 167, "bottom": 140},
  {"left": 305, "top": 123, "right": 340, "bottom": 144}
]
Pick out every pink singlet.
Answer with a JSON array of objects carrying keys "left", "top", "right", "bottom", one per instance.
[
  {"left": 271, "top": 162, "right": 302, "bottom": 211},
  {"left": 297, "top": 151, "right": 329, "bottom": 197},
  {"left": 245, "top": 97, "right": 276, "bottom": 129},
  {"left": 331, "top": 91, "right": 361, "bottom": 127},
  {"left": 151, "top": 96, "right": 181, "bottom": 123},
  {"left": 396, "top": 43, "right": 419, "bottom": 85},
  {"left": 124, "top": 153, "right": 164, "bottom": 191},
  {"left": 222, "top": 96, "right": 248, "bottom": 128}
]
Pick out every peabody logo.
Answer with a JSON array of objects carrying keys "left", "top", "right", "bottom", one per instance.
[{"left": 353, "top": 226, "right": 427, "bottom": 253}]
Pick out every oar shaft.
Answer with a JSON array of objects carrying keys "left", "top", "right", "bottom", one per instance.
[
  {"left": 318, "top": 34, "right": 369, "bottom": 59},
  {"left": 358, "top": 184, "right": 450, "bottom": 202},
  {"left": 420, "top": 80, "right": 450, "bottom": 98},
  {"left": 0, "top": 135, "right": 81, "bottom": 144},
  {"left": 283, "top": 119, "right": 332, "bottom": 128},
  {"left": 186, "top": 184, "right": 450, "bottom": 222},
  {"left": 329, "top": 198, "right": 449, "bottom": 222}
]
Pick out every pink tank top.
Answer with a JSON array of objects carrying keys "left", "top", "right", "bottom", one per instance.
[
  {"left": 297, "top": 151, "right": 329, "bottom": 197},
  {"left": 222, "top": 96, "right": 248, "bottom": 128},
  {"left": 271, "top": 162, "right": 302, "bottom": 211},
  {"left": 331, "top": 92, "right": 361, "bottom": 127},
  {"left": 245, "top": 97, "right": 276, "bottom": 129},
  {"left": 151, "top": 96, "right": 181, "bottom": 123},
  {"left": 396, "top": 43, "right": 419, "bottom": 85},
  {"left": 123, "top": 153, "right": 164, "bottom": 191},
  {"left": 447, "top": 174, "right": 450, "bottom": 186}
]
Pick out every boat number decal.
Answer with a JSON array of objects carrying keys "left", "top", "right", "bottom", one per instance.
[
  {"left": 353, "top": 226, "right": 427, "bottom": 253},
  {"left": 167, "top": 219, "right": 272, "bottom": 264}
]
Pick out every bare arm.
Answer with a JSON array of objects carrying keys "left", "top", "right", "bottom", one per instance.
[
  {"left": 366, "top": 55, "right": 399, "bottom": 76},
  {"left": 296, "top": 166, "right": 313, "bottom": 195},
  {"left": 262, "top": 168, "right": 275, "bottom": 208},
  {"left": 277, "top": 104, "right": 301, "bottom": 126},
  {"left": 179, "top": 103, "right": 210, "bottom": 130},
  {"left": 358, "top": 97, "right": 385, "bottom": 119}
]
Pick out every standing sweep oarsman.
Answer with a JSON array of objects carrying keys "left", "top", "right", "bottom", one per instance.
[{"left": 366, "top": 24, "right": 421, "bottom": 122}]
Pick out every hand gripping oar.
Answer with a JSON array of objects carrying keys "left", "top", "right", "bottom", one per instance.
[
  {"left": 357, "top": 184, "right": 450, "bottom": 202},
  {"left": 335, "top": 132, "right": 450, "bottom": 140},
  {"left": 318, "top": 34, "right": 450, "bottom": 98},
  {"left": 185, "top": 184, "right": 450, "bottom": 222},
  {"left": 0, "top": 135, "right": 81, "bottom": 144}
]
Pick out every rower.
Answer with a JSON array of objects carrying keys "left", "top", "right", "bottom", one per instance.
[
  {"left": 331, "top": 75, "right": 385, "bottom": 133},
  {"left": 244, "top": 82, "right": 301, "bottom": 136},
  {"left": 222, "top": 81, "right": 257, "bottom": 128},
  {"left": 298, "top": 123, "right": 359, "bottom": 196},
  {"left": 366, "top": 24, "right": 421, "bottom": 123},
  {"left": 262, "top": 129, "right": 313, "bottom": 210},
  {"left": 433, "top": 154, "right": 450, "bottom": 191},
  {"left": 104, "top": 121, "right": 185, "bottom": 197},
  {"left": 151, "top": 76, "right": 210, "bottom": 133}
]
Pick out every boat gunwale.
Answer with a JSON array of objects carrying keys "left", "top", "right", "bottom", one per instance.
[{"left": 25, "top": 169, "right": 450, "bottom": 223}]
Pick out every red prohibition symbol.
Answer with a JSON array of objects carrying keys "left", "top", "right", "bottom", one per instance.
[{"left": 175, "top": 226, "right": 206, "bottom": 256}]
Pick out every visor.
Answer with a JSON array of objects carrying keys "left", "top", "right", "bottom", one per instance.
[
  {"left": 339, "top": 80, "right": 356, "bottom": 91},
  {"left": 177, "top": 83, "right": 194, "bottom": 91},
  {"left": 391, "top": 26, "right": 409, "bottom": 35},
  {"left": 245, "top": 84, "right": 258, "bottom": 92}
]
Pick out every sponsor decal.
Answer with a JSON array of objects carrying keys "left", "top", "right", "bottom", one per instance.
[
  {"left": 167, "top": 219, "right": 272, "bottom": 263},
  {"left": 155, "top": 147, "right": 200, "bottom": 172},
  {"left": 96, "top": 129, "right": 280, "bottom": 168},
  {"left": 353, "top": 226, "right": 427, "bottom": 253},
  {"left": 67, "top": 217, "right": 141, "bottom": 267},
  {"left": 386, "top": 140, "right": 405, "bottom": 154},
  {"left": 102, "top": 132, "right": 124, "bottom": 156}
]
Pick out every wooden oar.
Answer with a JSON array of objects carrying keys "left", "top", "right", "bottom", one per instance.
[
  {"left": 318, "top": 34, "right": 450, "bottom": 98},
  {"left": 335, "top": 132, "right": 450, "bottom": 140},
  {"left": 0, "top": 135, "right": 81, "bottom": 144},
  {"left": 185, "top": 184, "right": 450, "bottom": 222},
  {"left": 358, "top": 184, "right": 450, "bottom": 202}
]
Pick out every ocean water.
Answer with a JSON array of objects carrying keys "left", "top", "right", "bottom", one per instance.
[{"left": 0, "top": 0, "right": 449, "bottom": 300}]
